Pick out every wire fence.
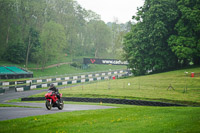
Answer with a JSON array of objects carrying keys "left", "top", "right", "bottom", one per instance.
[{"left": 62, "top": 73, "right": 200, "bottom": 106}]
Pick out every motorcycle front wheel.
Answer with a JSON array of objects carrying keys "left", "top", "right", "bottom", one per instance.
[
  {"left": 45, "top": 100, "right": 52, "bottom": 110},
  {"left": 58, "top": 99, "right": 64, "bottom": 110}
]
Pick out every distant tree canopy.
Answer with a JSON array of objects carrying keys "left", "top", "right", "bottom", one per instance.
[
  {"left": 39, "top": 21, "right": 66, "bottom": 70},
  {"left": 123, "top": 0, "right": 200, "bottom": 75},
  {"left": 168, "top": 0, "right": 200, "bottom": 65},
  {"left": 0, "top": 0, "right": 130, "bottom": 70}
]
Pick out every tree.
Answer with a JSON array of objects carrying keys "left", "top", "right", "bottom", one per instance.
[
  {"left": 5, "top": 42, "right": 26, "bottom": 64},
  {"left": 123, "top": 0, "right": 179, "bottom": 75},
  {"left": 168, "top": 0, "right": 200, "bottom": 65},
  {"left": 20, "top": 0, "right": 46, "bottom": 66},
  {"left": 0, "top": 0, "right": 45, "bottom": 63},
  {"left": 39, "top": 21, "right": 66, "bottom": 71},
  {"left": 0, "top": 0, "right": 21, "bottom": 59},
  {"left": 107, "top": 21, "right": 129, "bottom": 59},
  {"left": 25, "top": 28, "right": 40, "bottom": 67},
  {"left": 0, "top": 0, "right": 114, "bottom": 64},
  {"left": 87, "top": 20, "right": 112, "bottom": 58}
]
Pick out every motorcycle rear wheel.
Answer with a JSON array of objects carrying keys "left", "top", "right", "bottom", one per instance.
[
  {"left": 45, "top": 100, "right": 52, "bottom": 110},
  {"left": 58, "top": 99, "right": 64, "bottom": 110}
]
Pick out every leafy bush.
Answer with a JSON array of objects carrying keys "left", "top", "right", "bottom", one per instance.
[
  {"left": 70, "top": 62, "right": 82, "bottom": 68},
  {"left": 5, "top": 42, "right": 26, "bottom": 64}
]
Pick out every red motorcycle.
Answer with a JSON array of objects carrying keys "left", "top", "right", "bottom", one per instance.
[{"left": 45, "top": 91, "right": 64, "bottom": 110}]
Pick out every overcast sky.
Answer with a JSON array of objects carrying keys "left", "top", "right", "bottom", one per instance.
[{"left": 76, "top": 0, "right": 144, "bottom": 23}]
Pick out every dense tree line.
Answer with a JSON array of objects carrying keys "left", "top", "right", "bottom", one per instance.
[
  {"left": 0, "top": 0, "right": 129, "bottom": 70},
  {"left": 123, "top": 0, "right": 200, "bottom": 75}
]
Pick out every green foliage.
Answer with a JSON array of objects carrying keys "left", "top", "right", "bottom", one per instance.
[
  {"left": 0, "top": 0, "right": 122, "bottom": 68},
  {"left": 124, "top": 0, "right": 200, "bottom": 75},
  {"left": 5, "top": 42, "right": 26, "bottom": 64},
  {"left": 25, "top": 28, "right": 41, "bottom": 67},
  {"left": 70, "top": 62, "right": 82, "bottom": 68},
  {"left": 39, "top": 21, "right": 66, "bottom": 70},
  {"left": 168, "top": 0, "right": 200, "bottom": 65},
  {"left": 124, "top": 0, "right": 179, "bottom": 75},
  {"left": 87, "top": 20, "right": 112, "bottom": 58},
  {"left": 168, "top": 36, "right": 198, "bottom": 59},
  {"left": 107, "top": 21, "right": 131, "bottom": 59}
]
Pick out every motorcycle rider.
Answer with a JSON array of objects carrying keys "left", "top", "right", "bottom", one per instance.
[{"left": 49, "top": 83, "right": 60, "bottom": 102}]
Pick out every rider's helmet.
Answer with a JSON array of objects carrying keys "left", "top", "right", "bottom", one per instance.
[{"left": 50, "top": 83, "right": 54, "bottom": 88}]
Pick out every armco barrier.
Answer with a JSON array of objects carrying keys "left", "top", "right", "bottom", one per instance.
[
  {"left": 0, "top": 69, "right": 130, "bottom": 87},
  {"left": 14, "top": 75, "right": 114, "bottom": 92},
  {"left": 0, "top": 89, "right": 5, "bottom": 93},
  {"left": 0, "top": 69, "right": 131, "bottom": 93},
  {"left": 21, "top": 97, "right": 185, "bottom": 107}
]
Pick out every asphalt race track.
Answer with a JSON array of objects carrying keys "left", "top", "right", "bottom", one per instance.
[
  {"left": 0, "top": 103, "right": 115, "bottom": 121},
  {"left": 0, "top": 89, "right": 115, "bottom": 121}
]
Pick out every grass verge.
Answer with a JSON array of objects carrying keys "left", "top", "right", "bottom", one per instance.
[
  {"left": 0, "top": 59, "right": 126, "bottom": 80},
  {"left": 30, "top": 67, "right": 200, "bottom": 106},
  {"left": 0, "top": 103, "right": 40, "bottom": 108},
  {"left": 0, "top": 105, "right": 199, "bottom": 133}
]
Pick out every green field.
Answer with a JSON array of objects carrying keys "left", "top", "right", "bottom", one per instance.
[
  {"left": 31, "top": 64, "right": 126, "bottom": 78},
  {"left": 0, "top": 59, "right": 126, "bottom": 79},
  {"left": 1, "top": 67, "right": 200, "bottom": 132},
  {"left": 32, "top": 67, "right": 200, "bottom": 106},
  {"left": 0, "top": 104, "right": 40, "bottom": 108},
  {"left": 0, "top": 105, "right": 200, "bottom": 133}
]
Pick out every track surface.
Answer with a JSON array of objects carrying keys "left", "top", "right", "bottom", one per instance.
[
  {"left": 0, "top": 89, "right": 115, "bottom": 121},
  {"left": 0, "top": 103, "right": 114, "bottom": 121}
]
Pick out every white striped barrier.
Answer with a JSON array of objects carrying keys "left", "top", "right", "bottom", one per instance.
[
  {"left": 72, "top": 80, "right": 77, "bottom": 84},
  {"left": 56, "top": 78, "right": 61, "bottom": 81},
  {"left": 16, "top": 87, "right": 24, "bottom": 92},
  {"left": 37, "top": 80, "right": 42, "bottom": 83},
  {"left": 2, "top": 70, "right": 132, "bottom": 92},
  {"left": 30, "top": 85, "right": 37, "bottom": 89}
]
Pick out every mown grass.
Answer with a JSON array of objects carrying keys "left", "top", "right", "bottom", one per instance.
[
  {"left": 31, "top": 64, "right": 126, "bottom": 78},
  {"left": 32, "top": 67, "right": 200, "bottom": 106},
  {"left": 0, "top": 103, "right": 40, "bottom": 108},
  {"left": 0, "top": 61, "right": 126, "bottom": 80},
  {"left": 0, "top": 55, "right": 74, "bottom": 68},
  {"left": 0, "top": 105, "right": 199, "bottom": 133},
  {"left": 1, "top": 67, "right": 200, "bottom": 132},
  {"left": 0, "top": 55, "right": 126, "bottom": 79}
]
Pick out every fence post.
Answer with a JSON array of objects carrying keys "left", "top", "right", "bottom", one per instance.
[
  {"left": 184, "top": 72, "right": 188, "bottom": 93},
  {"left": 138, "top": 78, "right": 140, "bottom": 89},
  {"left": 108, "top": 81, "right": 110, "bottom": 89}
]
